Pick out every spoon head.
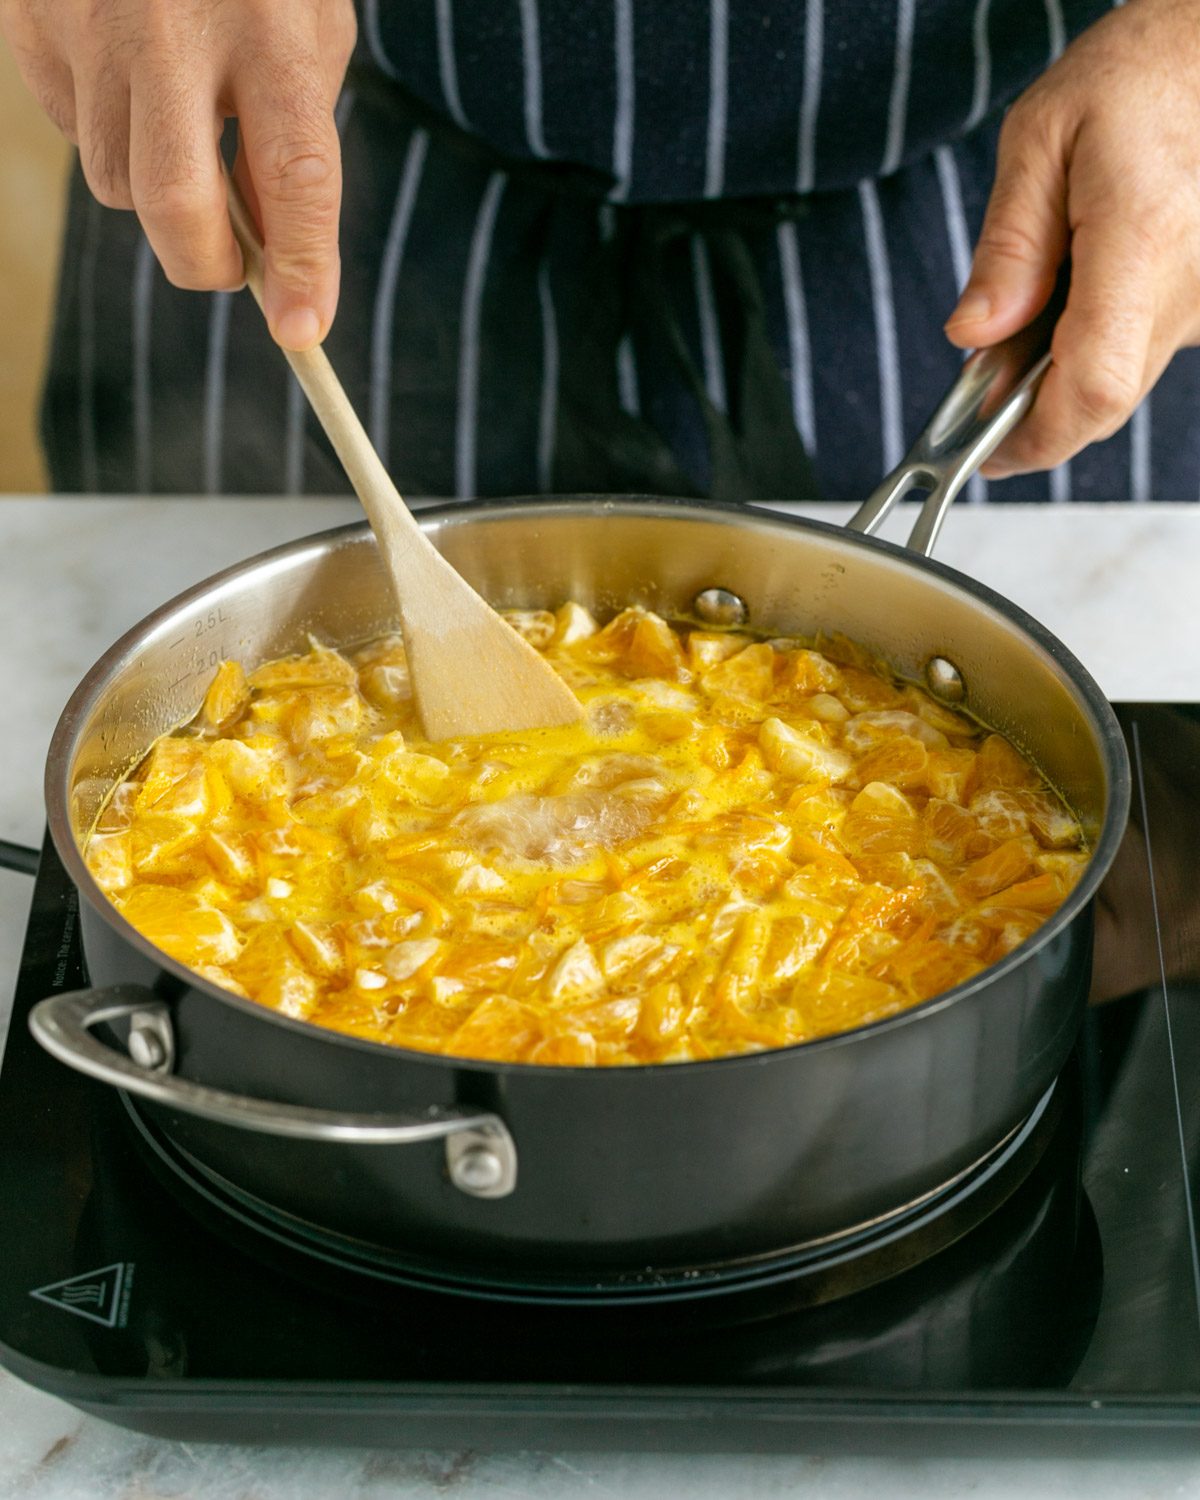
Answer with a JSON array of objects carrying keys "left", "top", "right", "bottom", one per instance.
[{"left": 400, "top": 589, "right": 584, "bottom": 742}]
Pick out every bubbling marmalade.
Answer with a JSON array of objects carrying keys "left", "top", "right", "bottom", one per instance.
[{"left": 83, "top": 605, "right": 1088, "bottom": 1065}]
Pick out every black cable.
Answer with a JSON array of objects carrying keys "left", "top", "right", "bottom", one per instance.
[{"left": 0, "top": 840, "right": 40, "bottom": 876}]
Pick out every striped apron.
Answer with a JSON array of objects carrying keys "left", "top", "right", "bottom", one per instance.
[{"left": 40, "top": 0, "right": 1200, "bottom": 503}]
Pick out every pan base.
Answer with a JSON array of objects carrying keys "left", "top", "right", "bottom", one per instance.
[{"left": 121, "top": 1075, "right": 1064, "bottom": 1318}]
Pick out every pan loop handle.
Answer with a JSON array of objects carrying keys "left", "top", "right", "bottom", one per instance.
[
  {"left": 847, "top": 271, "right": 1068, "bottom": 558},
  {"left": 28, "top": 985, "right": 517, "bottom": 1199}
]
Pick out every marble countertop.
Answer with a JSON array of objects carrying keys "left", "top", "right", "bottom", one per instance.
[{"left": 2, "top": 495, "right": 1199, "bottom": 1499}]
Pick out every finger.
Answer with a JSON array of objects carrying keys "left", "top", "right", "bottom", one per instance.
[
  {"left": 235, "top": 61, "right": 342, "bottom": 350},
  {"left": 6, "top": 39, "right": 78, "bottom": 141},
  {"left": 75, "top": 63, "right": 133, "bottom": 209},
  {"left": 128, "top": 61, "right": 243, "bottom": 292},
  {"left": 945, "top": 99, "right": 1070, "bottom": 349},
  {"left": 317, "top": 0, "right": 358, "bottom": 101},
  {"left": 982, "top": 216, "right": 1158, "bottom": 475}
]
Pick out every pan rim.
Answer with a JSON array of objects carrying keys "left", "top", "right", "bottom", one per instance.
[{"left": 45, "top": 493, "right": 1131, "bottom": 1080}]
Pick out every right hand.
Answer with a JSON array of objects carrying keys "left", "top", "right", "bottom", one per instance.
[{"left": 1, "top": 0, "right": 357, "bottom": 350}]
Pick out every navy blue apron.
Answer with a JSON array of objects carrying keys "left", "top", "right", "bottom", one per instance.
[{"left": 40, "top": 0, "right": 1200, "bottom": 503}]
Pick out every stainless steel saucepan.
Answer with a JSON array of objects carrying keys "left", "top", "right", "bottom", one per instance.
[{"left": 28, "top": 300, "right": 1128, "bottom": 1291}]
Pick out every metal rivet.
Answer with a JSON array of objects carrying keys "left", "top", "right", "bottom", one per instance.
[
  {"left": 692, "top": 588, "right": 748, "bottom": 627},
  {"left": 925, "top": 656, "right": 966, "bottom": 703},
  {"left": 128, "top": 1023, "right": 167, "bottom": 1071},
  {"left": 450, "top": 1144, "right": 505, "bottom": 1194}
]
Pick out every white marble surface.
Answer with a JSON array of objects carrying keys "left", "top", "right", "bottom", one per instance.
[{"left": 2, "top": 495, "right": 1200, "bottom": 1498}]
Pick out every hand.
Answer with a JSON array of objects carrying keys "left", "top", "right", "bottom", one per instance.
[
  {"left": 944, "top": 0, "right": 1200, "bottom": 477},
  {"left": 1, "top": 0, "right": 356, "bottom": 350}
]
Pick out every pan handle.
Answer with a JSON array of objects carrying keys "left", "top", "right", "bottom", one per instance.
[
  {"left": 28, "top": 985, "right": 517, "bottom": 1199},
  {"left": 847, "top": 272, "right": 1068, "bottom": 557}
]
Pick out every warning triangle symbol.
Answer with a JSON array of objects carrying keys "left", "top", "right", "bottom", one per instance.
[{"left": 30, "top": 1263, "right": 126, "bottom": 1328}]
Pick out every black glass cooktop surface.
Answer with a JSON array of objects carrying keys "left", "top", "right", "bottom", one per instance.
[{"left": 2, "top": 705, "right": 1199, "bottom": 1454}]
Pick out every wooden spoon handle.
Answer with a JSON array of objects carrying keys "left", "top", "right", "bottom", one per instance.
[
  {"left": 224, "top": 171, "right": 427, "bottom": 569},
  {"left": 220, "top": 168, "right": 583, "bottom": 740}
]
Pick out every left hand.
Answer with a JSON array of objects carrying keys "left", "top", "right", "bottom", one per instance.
[{"left": 944, "top": 0, "right": 1200, "bottom": 478}]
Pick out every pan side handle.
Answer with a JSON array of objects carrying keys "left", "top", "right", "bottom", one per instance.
[
  {"left": 848, "top": 271, "right": 1067, "bottom": 557},
  {"left": 28, "top": 986, "right": 516, "bottom": 1199}
]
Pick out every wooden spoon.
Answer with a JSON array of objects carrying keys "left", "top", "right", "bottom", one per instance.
[{"left": 223, "top": 174, "right": 583, "bottom": 742}]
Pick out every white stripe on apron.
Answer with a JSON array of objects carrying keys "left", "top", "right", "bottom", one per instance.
[
  {"left": 202, "top": 291, "right": 233, "bottom": 496},
  {"left": 933, "top": 145, "right": 987, "bottom": 503},
  {"left": 858, "top": 179, "right": 904, "bottom": 472},
  {"left": 796, "top": 0, "right": 823, "bottom": 194},
  {"left": 691, "top": 235, "right": 727, "bottom": 414},
  {"left": 1049, "top": 462, "right": 1072, "bottom": 503},
  {"left": 599, "top": 204, "right": 642, "bottom": 416},
  {"left": 537, "top": 260, "right": 560, "bottom": 490},
  {"left": 519, "top": 0, "right": 550, "bottom": 157},
  {"left": 283, "top": 378, "right": 306, "bottom": 496},
  {"left": 436, "top": 0, "right": 470, "bottom": 132},
  {"left": 881, "top": 0, "right": 916, "bottom": 177},
  {"left": 617, "top": 337, "right": 641, "bottom": 417},
  {"left": 131, "top": 232, "right": 155, "bottom": 495},
  {"left": 704, "top": 0, "right": 729, "bottom": 200},
  {"left": 78, "top": 196, "right": 100, "bottom": 493},
  {"left": 456, "top": 172, "right": 507, "bottom": 499},
  {"left": 1130, "top": 399, "right": 1151, "bottom": 504},
  {"left": 611, "top": 0, "right": 636, "bottom": 200},
  {"left": 776, "top": 219, "right": 817, "bottom": 457},
  {"left": 363, "top": 0, "right": 398, "bottom": 78},
  {"left": 1044, "top": 0, "right": 1067, "bottom": 59},
  {"left": 370, "top": 128, "right": 430, "bottom": 465},
  {"left": 966, "top": 0, "right": 993, "bottom": 131}
]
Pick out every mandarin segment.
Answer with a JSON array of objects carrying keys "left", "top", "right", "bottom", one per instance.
[
  {"left": 200, "top": 660, "right": 250, "bottom": 729},
  {"left": 853, "top": 734, "right": 929, "bottom": 790},
  {"left": 700, "top": 642, "right": 776, "bottom": 702},
  {"left": 972, "top": 733, "right": 1043, "bottom": 793},
  {"left": 956, "top": 837, "right": 1039, "bottom": 903},
  {"left": 120, "top": 885, "right": 242, "bottom": 966}
]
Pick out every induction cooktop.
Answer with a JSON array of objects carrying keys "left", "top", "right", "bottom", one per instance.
[{"left": 1, "top": 705, "right": 1199, "bottom": 1455}]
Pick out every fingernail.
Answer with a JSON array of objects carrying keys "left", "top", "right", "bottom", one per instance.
[
  {"left": 273, "top": 306, "right": 322, "bottom": 351},
  {"left": 946, "top": 290, "right": 992, "bottom": 329}
]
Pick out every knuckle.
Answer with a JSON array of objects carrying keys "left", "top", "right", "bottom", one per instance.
[
  {"left": 132, "top": 175, "right": 210, "bottom": 229},
  {"left": 975, "top": 217, "right": 1045, "bottom": 269},
  {"left": 1065, "top": 360, "right": 1140, "bottom": 428},
  {"left": 134, "top": 3, "right": 175, "bottom": 51},
  {"left": 269, "top": 242, "right": 339, "bottom": 289},
  {"left": 256, "top": 133, "right": 339, "bottom": 204}
]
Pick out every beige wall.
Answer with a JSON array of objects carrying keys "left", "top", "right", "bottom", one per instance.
[{"left": 0, "top": 40, "right": 71, "bottom": 492}]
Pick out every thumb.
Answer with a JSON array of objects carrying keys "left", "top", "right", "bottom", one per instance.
[{"left": 945, "top": 100, "right": 1070, "bottom": 349}]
